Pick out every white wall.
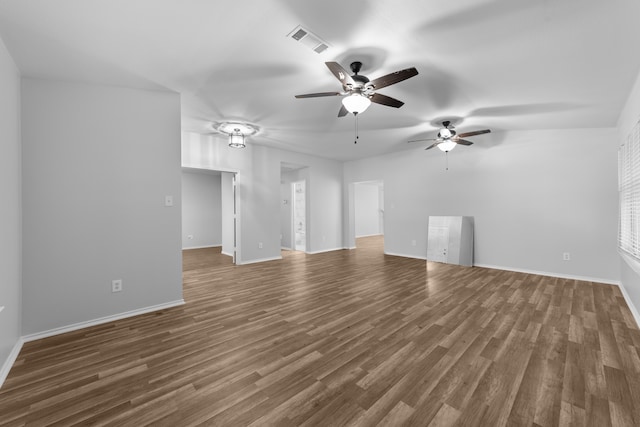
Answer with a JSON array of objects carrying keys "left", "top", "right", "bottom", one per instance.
[
  {"left": 182, "top": 132, "right": 343, "bottom": 262},
  {"left": 618, "top": 68, "right": 640, "bottom": 321},
  {"left": 21, "top": 79, "right": 183, "bottom": 336},
  {"left": 355, "top": 182, "right": 382, "bottom": 237},
  {"left": 344, "top": 128, "right": 620, "bottom": 283},
  {"left": 182, "top": 171, "right": 222, "bottom": 249},
  {"left": 0, "top": 37, "right": 22, "bottom": 385}
]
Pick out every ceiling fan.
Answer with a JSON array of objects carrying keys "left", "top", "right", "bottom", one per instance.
[
  {"left": 409, "top": 120, "right": 491, "bottom": 152},
  {"left": 295, "top": 61, "right": 418, "bottom": 116}
]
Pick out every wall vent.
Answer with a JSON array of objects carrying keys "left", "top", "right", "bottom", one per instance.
[{"left": 287, "top": 25, "right": 330, "bottom": 54}]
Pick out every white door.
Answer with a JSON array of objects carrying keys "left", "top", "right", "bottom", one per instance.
[
  {"left": 232, "top": 173, "right": 237, "bottom": 264},
  {"left": 427, "top": 226, "right": 449, "bottom": 263}
]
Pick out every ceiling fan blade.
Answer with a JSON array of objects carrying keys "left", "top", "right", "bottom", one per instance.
[
  {"left": 457, "top": 129, "right": 491, "bottom": 138},
  {"left": 408, "top": 138, "right": 436, "bottom": 143},
  {"left": 338, "top": 104, "right": 349, "bottom": 117},
  {"left": 456, "top": 139, "right": 474, "bottom": 146},
  {"left": 295, "top": 92, "right": 343, "bottom": 99},
  {"left": 325, "top": 62, "right": 355, "bottom": 86},
  {"left": 370, "top": 93, "right": 404, "bottom": 108},
  {"left": 425, "top": 142, "right": 439, "bottom": 150},
  {"left": 369, "top": 67, "right": 418, "bottom": 90}
]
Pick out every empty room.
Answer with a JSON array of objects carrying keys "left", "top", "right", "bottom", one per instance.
[{"left": 2, "top": 1, "right": 640, "bottom": 426}]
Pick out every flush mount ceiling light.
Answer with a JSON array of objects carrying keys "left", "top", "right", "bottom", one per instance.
[{"left": 215, "top": 122, "right": 258, "bottom": 149}]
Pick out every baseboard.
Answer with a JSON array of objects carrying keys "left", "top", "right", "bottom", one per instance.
[
  {"left": 220, "top": 251, "right": 234, "bottom": 257},
  {"left": 22, "top": 299, "right": 185, "bottom": 343},
  {"left": 474, "top": 263, "right": 621, "bottom": 286},
  {"left": 237, "top": 256, "right": 283, "bottom": 265},
  {"left": 307, "top": 247, "right": 344, "bottom": 255},
  {"left": 617, "top": 283, "right": 640, "bottom": 329},
  {"left": 182, "top": 244, "right": 221, "bottom": 250},
  {"left": 355, "top": 233, "right": 383, "bottom": 238},
  {"left": 0, "top": 337, "right": 24, "bottom": 389},
  {"left": 384, "top": 251, "right": 428, "bottom": 261}
]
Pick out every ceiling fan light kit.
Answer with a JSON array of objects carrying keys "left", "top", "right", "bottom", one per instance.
[
  {"left": 437, "top": 140, "right": 457, "bottom": 152},
  {"left": 342, "top": 93, "right": 371, "bottom": 114}
]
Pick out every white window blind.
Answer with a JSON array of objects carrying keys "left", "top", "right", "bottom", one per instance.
[{"left": 619, "top": 119, "right": 640, "bottom": 259}]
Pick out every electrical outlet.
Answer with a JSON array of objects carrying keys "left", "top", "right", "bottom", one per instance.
[
  {"left": 258, "top": 242, "right": 263, "bottom": 249},
  {"left": 164, "top": 195, "right": 173, "bottom": 207},
  {"left": 187, "top": 235, "right": 193, "bottom": 240},
  {"left": 112, "top": 279, "right": 123, "bottom": 293},
  {"left": 563, "top": 252, "right": 571, "bottom": 261},
  {"left": 411, "top": 240, "right": 417, "bottom": 246}
]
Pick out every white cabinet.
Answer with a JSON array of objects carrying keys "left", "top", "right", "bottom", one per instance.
[{"left": 427, "top": 216, "right": 474, "bottom": 266}]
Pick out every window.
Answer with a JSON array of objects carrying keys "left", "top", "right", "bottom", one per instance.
[{"left": 619, "top": 119, "right": 640, "bottom": 259}]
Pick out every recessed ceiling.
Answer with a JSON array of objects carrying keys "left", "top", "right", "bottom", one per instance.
[{"left": 1, "top": 0, "right": 639, "bottom": 161}]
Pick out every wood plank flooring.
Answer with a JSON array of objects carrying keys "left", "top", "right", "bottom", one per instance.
[{"left": 2, "top": 236, "right": 640, "bottom": 426}]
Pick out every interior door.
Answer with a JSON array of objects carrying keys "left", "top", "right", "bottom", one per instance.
[{"left": 232, "top": 173, "right": 237, "bottom": 264}]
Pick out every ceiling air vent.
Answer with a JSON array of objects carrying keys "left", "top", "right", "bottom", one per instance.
[{"left": 287, "top": 25, "right": 330, "bottom": 54}]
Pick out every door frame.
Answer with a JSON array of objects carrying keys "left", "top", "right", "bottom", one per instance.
[
  {"left": 181, "top": 166, "right": 240, "bottom": 264},
  {"left": 348, "top": 180, "right": 384, "bottom": 249},
  {"left": 292, "top": 180, "right": 306, "bottom": 252}
]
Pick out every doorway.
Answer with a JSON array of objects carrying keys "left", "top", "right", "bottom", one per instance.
[
  {"left": 352, "top": 180, "right": 384, "bottom": 249},
  {"left": 292, "top": 180, "right": 306, "bottom": 252},
  {"left": 181, "top": 167, "right": 240, "bottom": 266},
  {"left": 280, "top": 162, "right": 308, "bottom": 252}
]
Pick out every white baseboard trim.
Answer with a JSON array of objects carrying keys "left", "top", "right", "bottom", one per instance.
[
  {"left": 182, "top": 244, "right": 221, "bottom": 250},
  {"left": 384, "top": 251, "right": 428, "bottom": 261},
  {"left": 220, "top": 251, "right": 234, "bottom": 257},
  {"left": 617, "top": 283, "right": 640, "bottom": 329},
  {"left": 355, "top": 233, "right": 383, "bottom": 238},
  {"left": 307, "top": 247, "right": 344, "bottom": 255},
  {"left": 22, "top": 299, "right": 185, "bottom": 343},
  {"left": 474, "top": 263, "right": 621, "bottom": 286},
  {"left": 0, "top": 337, "right": 24, "bottom": 389},
  {"left": 237, "top": 256, "right": 283, "bottom": 265}
]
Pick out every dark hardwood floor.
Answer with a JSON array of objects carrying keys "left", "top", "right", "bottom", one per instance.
[{"left": 1, "top": 236, "right": 640, "bottom": 426}]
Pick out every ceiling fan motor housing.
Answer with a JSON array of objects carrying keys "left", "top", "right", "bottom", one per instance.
[{"left": 438, "top": 128, "right": 455, "bottom": 139}]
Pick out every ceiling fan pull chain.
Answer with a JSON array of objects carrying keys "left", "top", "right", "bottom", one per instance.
[
  {"left": 354, "top": 112, "right": 359, "bottom": 144},
  {"left": 446, "top": 151, "right": 449, "bottom": 171}
]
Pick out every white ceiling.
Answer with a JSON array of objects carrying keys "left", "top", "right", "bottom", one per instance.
[{"left": 1, "top": 0, "right": 639, "bottom": 161}]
